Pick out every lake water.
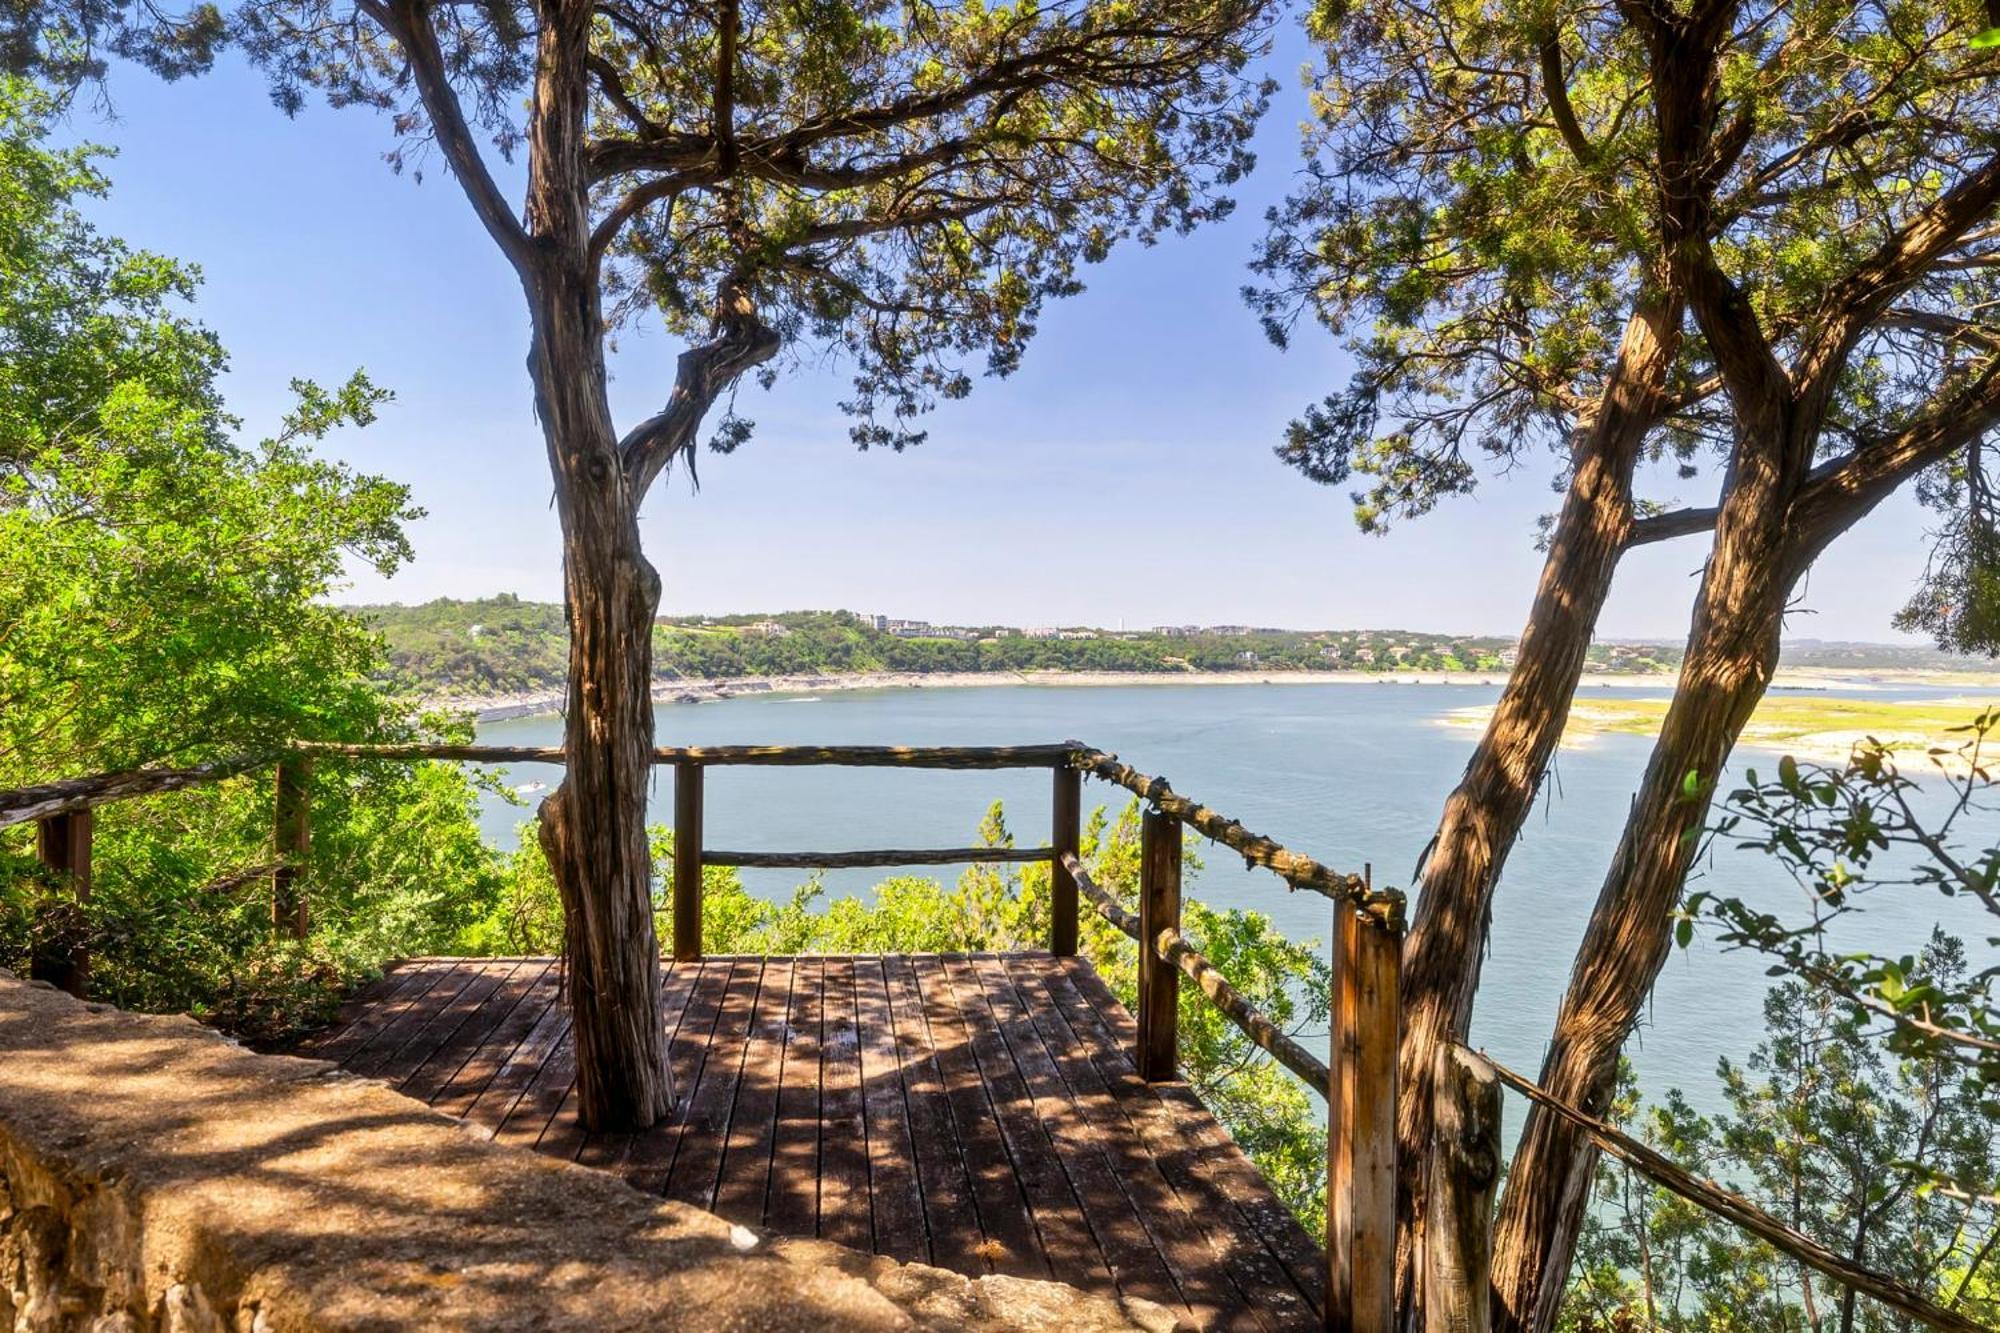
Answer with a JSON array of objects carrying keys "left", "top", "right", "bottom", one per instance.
[{"left": 473, "top": 678, "right": 1995, "bottom": 1123}]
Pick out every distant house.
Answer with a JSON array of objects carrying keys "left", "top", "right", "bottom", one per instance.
[
  {"left": 1024, "top": 626, "right": 1061, "bottom": 639},
  {"left": 742, "top": 620, "right": 792, "bottom": 639}
]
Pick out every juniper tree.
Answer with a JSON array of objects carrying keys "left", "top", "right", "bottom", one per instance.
[
  {"left": 11, "top": 0, "right": 1274, "bottom": 1129},
  {"left": 1492, "top": 1, "right": 2000, "bottom": 1325},
  {"left": 1260, "top": 0, "right": 2000, "bottom": 1318},
  {"left": 1250, "top": 0, "right": 1718, "bottom": 1301}
]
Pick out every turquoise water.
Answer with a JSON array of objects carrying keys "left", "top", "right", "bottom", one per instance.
[{"left": 473, "top": 679, "right": 1994, "bottom": 1120}]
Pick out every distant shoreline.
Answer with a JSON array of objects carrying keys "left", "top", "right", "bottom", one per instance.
[{"left": 422, "top": 664, "right": 1991, "bottom": 724}]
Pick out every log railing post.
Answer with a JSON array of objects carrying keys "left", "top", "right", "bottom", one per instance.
[
  {"left": 32, "top": 809, "right": 93, "bottom": 997},
  {"left": 1137, "top": 808, "right": 1181, "bottom": 1081},
  {"left": 272, "top": 754, "right": 313, "bottom": 939},
  {"left": 1425, "top": 1044, "right": 1502, "bottom": 1333},
  {"left": 673, "top": 759, "right": 703, "bottom": 962},
  {"left": 1329, "top": 906, "right": 1400, "bottom": 1333},
  {"left": 1051, "top": 764, "right": 1081, "bottom": 956}
]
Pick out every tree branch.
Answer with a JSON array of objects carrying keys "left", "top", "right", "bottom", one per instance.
[
  {"left": 1802, "top": 153, "right": 2000, "bottom": 391},
  {"left": 1788, "top": 356, "right": 2000, "bottom": 564},
  {"left": 1538, "top": 32, "right": 1596, "bottom": 168},
  {"left": 618, "top": 278, "right": 779, "bottom": 500},
  {"left": 1629, "top": 506, "right": 1719, "bottom": 546},
  {"left": 372, "top": 0, "right": 537, "bottom": 275}
]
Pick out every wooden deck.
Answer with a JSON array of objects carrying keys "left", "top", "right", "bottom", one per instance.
[{"left": 292, "top": 952, "right": 1325, "bottom": 1329}]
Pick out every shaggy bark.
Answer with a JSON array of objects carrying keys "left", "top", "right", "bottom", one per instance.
[
  {"left": 1394, "top": 291, "right": 1682, "bottom": 1316},
  {"left": 519, "top": 4, "right": 674, "bottom": 1131},
  {"left": 1486, "top": 1, "right": 2000, "bottom": 1314},
  {"left": 1489, "top": 405, "right": 1803, "bottom": 1331}
]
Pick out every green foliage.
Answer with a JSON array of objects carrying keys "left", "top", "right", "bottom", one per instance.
[
  {"left": 0, "top": 76, "right": 420, "bottom": 776},
  {"left": 1562, "top": 985, "right": 2000, "bottom": 1331},
  {"left": 0, "top": 78, "right": 503, "bottom": 1041},
  {"left": 1591, "top": 710, "right": 2000, "bottom": 1328},
  {"left": 212, "top": 0, "right": 1276, "bottom": 454},
  {"left": 1690, "top": 711, "right": 2000, "bottom": 1119},
  {"left": 362, "top": 600, "right": 1614, "bottom": 695}
]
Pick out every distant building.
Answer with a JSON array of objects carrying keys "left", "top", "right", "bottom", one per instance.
[
  {"left": 1024, "top": 627, "right": 1061, "bottom": 639},
  {"left": 742, "top": 620, "right": 792, "bottom": 638}
]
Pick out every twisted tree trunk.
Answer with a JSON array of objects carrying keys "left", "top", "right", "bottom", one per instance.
[
  {"left": 1394, "top": 293, "right": 1682, "bottom": 1317},
  {"left": 1487, "top": 399, "right": 1806, "bottom": 1331},
  {"left": 524, "top": 7, "right": 671, "bottom": 1133}
]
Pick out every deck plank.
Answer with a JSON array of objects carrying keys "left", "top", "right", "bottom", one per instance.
[
  {"left": 292, "top": 952, "right": 1322, "bottom": 1331},
  {"left": 1057, "top": 956, "right": 1325, "bottom": 1325},
  {"left": 764, "top": 955, "right": 823, "bottom": 1237},
  {"left": 816, "top": 956, "right": 871, "bottom": 1252},
  {"left": 856, "top": 957, "right": 927, "bottom": 1265},
  {"left": 617, "top": 959, "right": 706, "bottom": 1193},
  {"left": 420, "top": 960, "right": 558, "bottom": 1116},
  {"left": 909, "top": 954, "right": 1045, "bottom": 1281},
  {"left": 1009, "top": 955, "right": 1270, "bottom": 1331},
  {"left": 380, "top": 960, "right": 524, "bottom": 1096},
  {"left": 881, "top": 955, "right": 981, "bottom": 1273},
  {"left": 461, "top": 989, "right": 570, "bottom": 1138},
  {"left": 971, "top": 953, "right": 1181, "bottom": 1310},
  {"left": 343, "top": 960, "right": 486, "bottom": 1080},
  {"left": 712, "top": 957, "right": 794, "bottom": 1228},
  {"left": 938, "top": 953, "right": 1108, "bottom": 1289},
  {"left": 664, "top": 959, "right": 764, "bottom": 1210},
  {"left": 293, "top": 961, "right": 434, "bottom": 1060},
  {"left": 308, "top": 960, "right": 454, "bottom": 1066}
]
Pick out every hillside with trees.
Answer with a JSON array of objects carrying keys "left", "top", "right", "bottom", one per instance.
[{"left": 359, "top": 600, "right": 1994, "bottom": 702}]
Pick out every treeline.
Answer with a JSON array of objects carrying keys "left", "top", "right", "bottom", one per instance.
[{"left": 359, "top": 599, "right": 1675, "bottom": 695}]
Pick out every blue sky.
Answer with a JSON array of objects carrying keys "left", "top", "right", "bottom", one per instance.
[{"left": 68, "top": 35, "right": 1936, "bottom": 640}]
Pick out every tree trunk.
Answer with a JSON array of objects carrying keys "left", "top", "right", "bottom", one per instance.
[
  {"left": 1395, "top": 294, "right": 1681, "bottom": 1317},
  {"left": 525, "top": 7, "right": 671, "bottom": 1134},
  {"left": 1487, "top": 407, "right": 1806, "bottom": 1332}
]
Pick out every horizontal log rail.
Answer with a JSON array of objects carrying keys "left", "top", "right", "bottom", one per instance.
[
  {"left": 292, "top": 740, "right": 1078, "bottom": 769},
  {"left": 703, "top": 846, "right": 1054, "bottom": 869},
  {"left": 1065, "top": 852, "right": 1330, "bottom": 1093},
  {"left": 0, "top": 754, "right": 270, "bottom": 828},
  {"left": 1065, "top": 743, "right": 1400, "bottom": 926},
  {"left": 1480, "top": 1050, "right": 1988, "bottom": 1333}
]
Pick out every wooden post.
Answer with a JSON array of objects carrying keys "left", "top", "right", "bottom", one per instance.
[
  {"left": 31, "top": 809, "right": 93, "bottom": 997},
  {"left": 1137, "top": 809, "right": 1181, "bottom": 1081},
  {"left": 673, "top": 759, "right": 703, "bottom": 962},
  {"left": 272, "top": 754, "right": 313, "bottom": 939},
  {"left": 1050, "top": 765, "right": 1081, "bottom": 956},
  {"left": 1329, "top": 905, "right": 1400, "bottom": 1333},
  {"left": 1425, "top": 1044, "right": 1502, "bottom": 1333}
]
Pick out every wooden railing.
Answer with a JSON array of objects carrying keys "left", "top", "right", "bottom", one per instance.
[
  {"left": 6, "top": 738, "right": 1972, "bottom": 1331},
  {"left": 0, "top": 736, "right": 1406, "bottom": 1330}
]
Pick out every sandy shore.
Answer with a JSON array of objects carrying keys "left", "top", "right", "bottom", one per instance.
[
  {"left": 428, "top": 665, "right": 2000, "bottom": 725},
  {"left": 431, "top": 667, "right": 1548, "bottom": 722}
]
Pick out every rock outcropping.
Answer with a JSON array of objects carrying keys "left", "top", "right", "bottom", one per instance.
[{"left": 0, "top": 971, "right": 1178, "bottom": 1331}]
